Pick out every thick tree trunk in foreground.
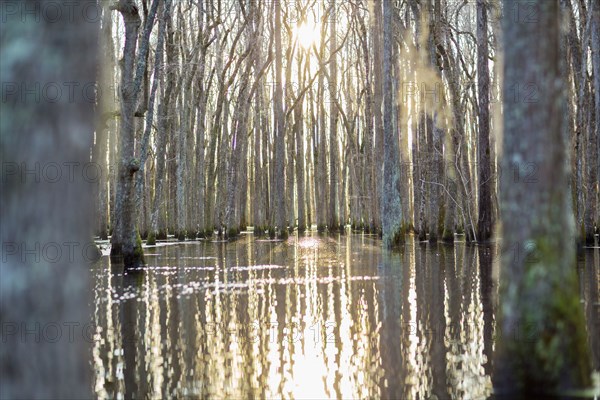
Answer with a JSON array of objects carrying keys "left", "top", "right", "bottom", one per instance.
[
  {"left": 381, "top": 0, "right": 404, "bottom": 247},
  {"left": 0, "top": 1, "right": 98, "bottom": 396},
  {"left": 494, "top": 0, "right": 592, "bottom": 394}
]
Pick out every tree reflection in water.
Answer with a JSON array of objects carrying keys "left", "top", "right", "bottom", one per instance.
[{"left": 90, "top": 233, "right": 599, "bottom": 399}]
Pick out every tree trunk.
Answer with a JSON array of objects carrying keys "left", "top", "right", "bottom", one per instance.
[
  {"left": 328, "top": 0, "right": 340, "bottom": 232},
  {"left": 586, "top": 0, "right": 600, "bottom": 244},
  {"left": 372, "top": 0, "right": 384, "bottom": 234},
  {"left": 357, "top": 10, "right": 374, "bottom": 231},
  {"left": 273, "top": 0, "right": 287, "bottom": 238},
  {"left": 95, "top": 4, "right": 116, "bottom": 240},
  {"left": 295, "top": 57, "right": 307, "bottom": 232},
  {"left": 381, "top": 0, "right": 404, "bottom": 247},
  {"left": 138, "top": 0, "right": 170, "bottom": 244},
  {"left": 111, "top": 0, "right": 157, "bottom": 267},
  {"left": 477, "top": 0, "right": 493, "bottom": 242},
  {"left": 150, "top": 4, "right": 175, "bottom": 242},
  {"left": 0, "top": 1, "right": 98, "bottom": 396},
  {"left": 316, "top": 55, "right": 328, "bottom": 232},
  {"left": 494, "top": 0, "right": 592, "bottom": 393}
]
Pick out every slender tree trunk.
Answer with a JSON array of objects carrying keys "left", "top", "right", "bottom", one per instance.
[
  {"left": 295, "top": 57, "right": 307, "bottom": 232},
  {"left": 575, "top": 1, "right": 592, "bottom": 240},
  {"left": 372, "top": 1, "right": 384, "bottom": 234},
  {"left": 477, "top": 0, "right": 493, "bottom": 242},
  {"left": 225, "top": 50, "right": 253, "bottom": 236},
  {"left": 216, "top": 99, "right": 230, "bottom": 234},
  {"left": 96, "top": 4, "right": 115, "bottom": 240},
  {"left": 425, "top": 0, "right": 444, "bottom": 243},
  {"left": 586, "top": 0, "right": 600, "bottom": 244},
  {"left": 328, "top": 0, "right": 340, "bottom": 232},
  {"left": 417, "top": 116, "right": 428, "bottom": 241},
  {"left": 253, "top": 63, "right": 265, "bottom": 232},
  {"left": 138, "top": 0, "right": 170, "bottom": 244},
  {"left": 317, "top": 58, "right": 328, "bottom": 232},
  {"left": 273, "top": 0, "right": 287, "bottom": 238},
  {"left": 357, "top": 10, "right": 374, "bottom": 231},
  {"left": 381, "top": 0, "right": 404, "bottom": 247}
]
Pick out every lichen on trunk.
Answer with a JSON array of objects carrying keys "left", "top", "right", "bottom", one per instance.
[{"left": 494, "top": 0, "right": 593, "bottom": 394}]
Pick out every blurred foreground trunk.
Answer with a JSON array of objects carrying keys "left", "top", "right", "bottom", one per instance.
[
  {"left": 0, "top": 0, "right": 99, "bottom": 397},
  {"left": 494, "top": 0, "right": 592, "bottom": 395}
]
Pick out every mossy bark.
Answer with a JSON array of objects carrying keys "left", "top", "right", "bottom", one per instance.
[
  {"left": 146, "top": 231, "right": 156, "bottom": 246},
  {"left": 495, "top": 1, "right": 592, "bottom": 395},
  {"left": 381, "top": 0, "right": 404, "bottom": 248}
]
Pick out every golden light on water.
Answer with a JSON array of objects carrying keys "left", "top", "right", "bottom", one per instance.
[{"left": 88, "top": 234, "right": 593, "bottom": 398}]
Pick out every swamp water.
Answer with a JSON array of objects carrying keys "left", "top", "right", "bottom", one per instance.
[{"left": 91, "top": 233, "right": 599, "bottom": 399}]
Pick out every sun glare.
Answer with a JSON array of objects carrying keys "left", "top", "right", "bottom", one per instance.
[{"left": 295, "top": 22, "right": 320, "bottom": 50}]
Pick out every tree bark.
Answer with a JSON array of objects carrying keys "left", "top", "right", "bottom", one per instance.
[
  {"left": 381, "top": 0, "right": 404, "bottom": 247},
  {"left": 110, "top": 0, "right": 159, "bottom": 267},
  {"left": 494, "top": 0, "right": 592, "bottom": 393},
  {"left": 149, "top": 6, "right": 175, "bottom": 241},
  {"left": 477, "top": 0, "right": 493, "bottom": 242},
  {"left": 586, "top": 0, "right": 600, "bottom": 244},
  {"left": 138, "top": 0, "right": 170, "bottom": 244},
  {"left": 372, "top": 0, "right": 385, "bottom": 234},
  {"left": 0, "top": 1, "right": 98, "bottom": 396},
  {"left": 328, "top": 0, "right": 340, "bottom": 232},
  {"left": 273, "top": 0, "right": 287, "bottom": 238},
  {"left": 295, "top": 56, "right": 307, "bottom": 232}
]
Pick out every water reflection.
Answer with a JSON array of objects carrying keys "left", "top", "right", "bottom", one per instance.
[{"left": 90, "top": 233, "right": 599, "bottom": 399}]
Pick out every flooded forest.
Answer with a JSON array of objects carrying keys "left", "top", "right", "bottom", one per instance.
[{"left": 1, "top": 0, "right": 600, "bottom": 398}]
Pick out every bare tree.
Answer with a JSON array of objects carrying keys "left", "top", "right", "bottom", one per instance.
[
  {"left": 381, "top": 0, "right": 404, "bottom": 247},
  {"left": 110, "top": 0, "right": 159, "bottom": 267},
  {"left": 477, "top": 0, "right": 493, "bottom": 242}
]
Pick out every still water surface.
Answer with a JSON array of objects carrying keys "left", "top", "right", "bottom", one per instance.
[{"left": 91, "top": 233, "right": 599, "bottom": 399}]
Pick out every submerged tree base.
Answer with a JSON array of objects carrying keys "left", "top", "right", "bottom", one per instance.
[
  {"left": 110, "top": 231, "right": 146, "bottom": 269},
  {"left": 583, "top": 232, "right": 596, "bottom": 246},
  {"left": 278, "top": 227, "right": 289, "bottom": 240},
  {"left": 226, "top": 227, "right": 240, "bottom": 239},
  {"left": 441, "top": 229, "right": 454, "bottom": 243},
  {"left": 146, "top": 231, "right": 156, "bottom": 246},
  {"left": 156, "top": 230, "right": 168, "bottom": 240},
  {"left": 383, "top": 223, "right": 406, "bottom": 249},
  {"left": 494, "top": 238, "right": 593, "bottom": 395}
]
